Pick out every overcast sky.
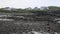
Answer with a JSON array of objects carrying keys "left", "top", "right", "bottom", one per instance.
[{"left": 0, "top": 0, "right": 60, "bottom": 8}]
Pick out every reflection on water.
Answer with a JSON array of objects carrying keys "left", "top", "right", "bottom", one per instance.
[
  {"left": 22, "top": 31, "right": 58, "bottom": 34},
  {"left": 0, "top": 19, "right": 14, "bottom": 21},
  {"left": 22, "top": 31, "right": 50, "bottom": 34}
]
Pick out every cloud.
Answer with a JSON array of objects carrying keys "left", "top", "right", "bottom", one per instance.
[{"left": 0, "top": 0, "right": 60, "bottom": 8}]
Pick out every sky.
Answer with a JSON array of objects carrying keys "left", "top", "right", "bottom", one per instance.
[{"left": 0, "top": 0, "right": 60, "bottom": 8}]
